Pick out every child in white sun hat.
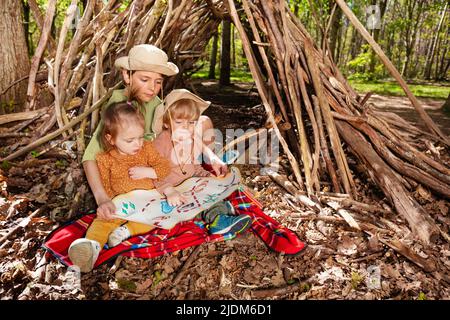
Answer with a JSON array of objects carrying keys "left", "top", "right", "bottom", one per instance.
[{"left": 105, "top": 89, "right": 252, "bottom": 247}]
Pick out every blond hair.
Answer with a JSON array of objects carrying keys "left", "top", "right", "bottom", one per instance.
[{"left": 162, "top": 98, "right": 201, "bottom": 129}]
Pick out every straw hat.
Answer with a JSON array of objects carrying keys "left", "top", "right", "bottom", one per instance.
[
  {"left": 114, "top": 44, "right": 179, "bottom": 76},
  {"left": 152, "top": 89, "right": 211, "bottom": 135}
]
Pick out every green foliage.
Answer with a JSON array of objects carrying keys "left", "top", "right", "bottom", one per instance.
[
  {"left": 347, "top": 45, "right": 376, "bottom": 81},
  {"left": 151, "top": 270, "right": 165, "bottom": 288},
  {"left": 1, "top": 161, "right": 12, "bottom": 171},
  {"left": 287, "top": 278, "right": 296, "bottom": 285},
  {"left": 351, "top": 271, "right": 364, "bottom": 290},
  {"left": 418, "top": 292, "right": 427, "bottom": 300},
  {"left": 301, "top": 282, "right": 310, "bottom": 292},
  {"left": 30, "top": 151, "right": 40, "bottom": 158},
  {"left": 116, "top": 278, "right": 137, "bottom": 292},
  {"left": 55, "top": 159, "right": 68, "bottom": 169},
  {"left": 1, "top": 100, "right": 16, "bottom": 114}
]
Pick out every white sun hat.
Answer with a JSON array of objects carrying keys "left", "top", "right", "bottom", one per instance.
[
  {"left": 152, "top": 89, "right": 211, "bottom": 135},
  {"left": 114, "top": 44, "right": 179, "bottom": 76}
]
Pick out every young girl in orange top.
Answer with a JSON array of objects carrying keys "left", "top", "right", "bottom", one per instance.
[{"left": 68, "top": 98, "right": 171, "bottom": 273}]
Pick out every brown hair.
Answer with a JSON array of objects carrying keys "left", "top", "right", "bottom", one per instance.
[
  {"left": 162, "top": 98, "right": 201, "bottom": 130},
  {"left": 101, "top": 91, "right": 145, "bottom": 151}
]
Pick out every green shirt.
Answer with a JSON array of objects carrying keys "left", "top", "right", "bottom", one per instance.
[{"left": 82, "top": 89, "right": 162, "bottom": 162}]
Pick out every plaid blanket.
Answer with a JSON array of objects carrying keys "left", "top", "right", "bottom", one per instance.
[{"left": 42, "top": 186, "right": 306, "bottom": 269}]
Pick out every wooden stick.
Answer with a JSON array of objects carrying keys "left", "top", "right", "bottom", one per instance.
[
  {"left": 25, "top": 0, "right": 56, "bottom": 111},
  {"left": 155, "top": 0, "right": 173, "bottom": 47},
  {"left": 251, "top": 282, "right": 301, "bottom": 299},
  {"left": 228, "top": 0, "right": 304, "bottom": 189},
  {"left": 312, "top": 96, "right": 341, "bottom": 192},
  {"left": 305, "top": 41, "right": 355, "bottom": 197},
  {"left": 53, "top": 0, "right": 78, "bottom": 136},
  {"left": 0, "top": 108, "right": 48, "bottom": 126},
  {"left": 1, "top": 83, "right": 121, "bottom": 162},
  {"left": 0, "top": 207, "right": 44, "bottom": 248},
  {"left": 172, "top": 246, "right": 202, "bottom": 285},
  {"left": 266, "top": 168, "right": 321, "bottom": 211},
  {"left": 336, "top": 120, "right": 440, "bottom": 244}
]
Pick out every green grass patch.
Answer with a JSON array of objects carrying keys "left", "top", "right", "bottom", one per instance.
[
  {"left": 191, "top": 67, "right": 253, "bottom": 83},
  {"left": 349, "top": 80, "right": 450, "bottom": 100}
]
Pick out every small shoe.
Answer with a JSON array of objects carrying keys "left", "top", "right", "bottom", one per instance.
[
  {"left": 208, "top": 214, "right": 252, "bottom": 236},
  {"left": 224, "top": 200, "right": 235, "bottom": 215},
  {"left": 68, "top": 238, "right": 101, "bottom": 273},
  {"left": 107, "top": 225, "right": 131, "bottom": 248}
]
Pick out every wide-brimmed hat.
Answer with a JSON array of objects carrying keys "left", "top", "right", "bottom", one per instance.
[
  {"left": 152, "top": 89, "right": 211, "bottom": 135},
  {"left": 114, "top": 44, "right": 179, "bottom": 76}
]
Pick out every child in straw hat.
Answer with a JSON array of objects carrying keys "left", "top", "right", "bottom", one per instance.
[{"left": 82, "top": 45, "right": 225, "bottom": 222}]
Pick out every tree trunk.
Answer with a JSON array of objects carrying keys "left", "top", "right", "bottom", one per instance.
[
  {"left": 442, "top": 93, "right": 450, "bottom": 114},
  {"left": 208, "top": 32, "right": 219, "bottom": 79},
  {"left": 400, "top": 0, "right": 424, "bottom": 79},
  {"left": 437, "top": 32, "right": 449, "bottom": 81},
  {"left": 328, "top": 1, "right": 342, "bottom": 62},
  {"left": 433, "top": 35, "right": 443, "bottom": 81},
  {"left": 219, "top": 19, "right": 231, "bottom": 86},
  {"left": 23, "top": 0, "right": 31, "bottom": 55},
  {"left": 231, "top": 23, "right": 236, "bottom": 67},
  {"left": 424, "top": 2, "right": 447, "bottom": 80},
  {"left": 0, "top": 0, "right": 31, "bottom": 114}
]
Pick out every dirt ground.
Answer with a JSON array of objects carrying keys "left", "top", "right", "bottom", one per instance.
[
  {"left": 367, "top": 94, "right": 450, "bottom": 136},
  {"left": 0, "top": 81, "right": 449, "bottom": 300}
]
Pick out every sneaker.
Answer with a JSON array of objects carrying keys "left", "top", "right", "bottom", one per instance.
[
  {"left": 224, "top": 200, "right": 235, "bottom": 215},
  {"left": 208, "top": 214, "right": 252, "bottom": 236},
  {"left": 68, "top": 238, "right": 101, "bottom": 273},
  {"left": 108, "top": 225, "right": 131, "bottom": 248}
]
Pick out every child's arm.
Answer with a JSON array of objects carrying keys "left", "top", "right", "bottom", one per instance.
[
  {"left": 202, "top": 142, "right": 228, "bottom": 176},
  {"left": 128, "top": 142, "right": 171, "bottom": 180},
  {"left": 95, "top": 155, "right": 117, "bottom": 219},
  {"left": 83, "top": 161, "right": 116, "bottom": 219}
]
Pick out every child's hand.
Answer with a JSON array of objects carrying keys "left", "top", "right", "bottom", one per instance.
[
  {"left": 97, "top": 200, "right": 116, "bottom": 220},
  {"left": 164, "top": 187, "right": 188, "bottom": 207},
  {"left": 129, "top": 166, "right": 157, "bottom": 180},
  {"left": 211, "top": 158, "right": 228, "bottom": 177}
]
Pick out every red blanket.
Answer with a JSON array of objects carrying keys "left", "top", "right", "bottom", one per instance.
[{"left": 43, "top": 187, "right": 306, "bottom": 269}]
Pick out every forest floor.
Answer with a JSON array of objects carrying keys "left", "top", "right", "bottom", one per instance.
[{"left": 0, "top": 80, "right": 449, "bottom": 300}]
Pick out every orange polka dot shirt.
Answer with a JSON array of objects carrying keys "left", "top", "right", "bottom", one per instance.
[{"left": 96, "top": 141, "right": 171, "bottom": 198}]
